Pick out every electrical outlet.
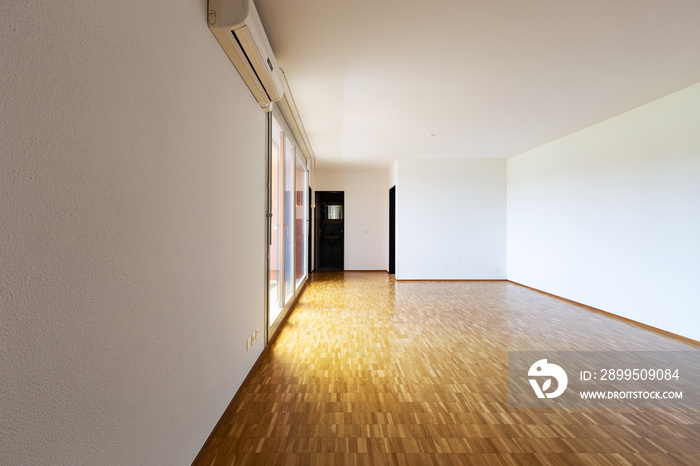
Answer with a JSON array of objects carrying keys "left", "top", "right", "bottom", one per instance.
[
  {"left": 246, "top": 328, "right": 261, "bottom": 351},
  {"left": 495, "top": 268, "right": 500, "bottom": 274}
]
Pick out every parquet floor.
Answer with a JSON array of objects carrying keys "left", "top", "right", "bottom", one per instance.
[{"left": 194, "top": 272, "right": 700, "bottom": 466}]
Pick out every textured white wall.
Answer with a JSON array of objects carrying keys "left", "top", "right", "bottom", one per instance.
[
  {"left": 1, "top": 1, "right": 266, "bottom": 464},
  {"left": 508, "top": 83, "right": 700, "bottom": 341},
  {"left": 315, "top": 170, "right": 389, "bottom": 270},
  {"left": 395, "top": 159, "right": 507, "bottom": 280}
]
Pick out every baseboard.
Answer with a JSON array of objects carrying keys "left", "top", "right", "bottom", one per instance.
[
  {"left": 395, "top": 278, "right": 508, "bottom": 282},
  {"left": 312, "top": 269, "right": 388, "bottom": 273},
  {"left": 346, "top": 269, "right": 389, "bottom": 273},
  {"left": 508, "top": 280, "right": 700, "bottom": 348}
]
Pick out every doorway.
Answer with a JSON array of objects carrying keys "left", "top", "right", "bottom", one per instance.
[
  {"left": 308, "top": 187, "right": 312, "bottom": 273},
  {"left": 389, "top": 186, "right": 395, "bottom": 274},
  {"left": 315, "top": 191, "right": 344, "bottom": 271}
]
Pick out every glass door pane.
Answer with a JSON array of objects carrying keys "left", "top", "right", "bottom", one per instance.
[
  {"left": 284, "top": 136, "right": 295, "bottom": 304},
  {"left": 268, "top": 113, "right": 309, "bottom": 333},
  {"left": 295, "top": 159, "right": 307, "bottom": 288},
  {"left": 268, "top": 119, "right": 283, "bottom": 324}
]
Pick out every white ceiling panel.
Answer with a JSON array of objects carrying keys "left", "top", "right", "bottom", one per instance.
[{"left": 256, "top": 0, "right": 700, "bottom": 169}]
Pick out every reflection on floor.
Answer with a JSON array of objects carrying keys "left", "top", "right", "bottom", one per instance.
[{"left": 195, "top": 272, "right": 700, "bottom": 465}]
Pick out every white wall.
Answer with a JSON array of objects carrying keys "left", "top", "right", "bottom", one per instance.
[
  {"left": 1, "top": 1, "right": 266, "bottom": 464},
  {"left": 315, "top": 170, "right": 389, "bottom": 270},
  {"left": 389, "top": 160, "right": 399, "bottom": 188},
  {"left": 508, "top": 83, "right": 700, "bottom": 342},
  {"left": 395, "top": 160, "right": 507, "bottom": 280}
]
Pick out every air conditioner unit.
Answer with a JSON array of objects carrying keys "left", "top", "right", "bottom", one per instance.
[{"left": 208, "top": 0, "right": 284, "bottom": 110}]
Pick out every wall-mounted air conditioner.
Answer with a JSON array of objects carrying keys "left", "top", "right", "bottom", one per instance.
[{"left": 208, "top": 0, "right": 284, "bottom": 110}]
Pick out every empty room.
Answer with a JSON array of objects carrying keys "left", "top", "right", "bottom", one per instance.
[{"left": 2, "top": 0, "right": 699, "bottom": 465}]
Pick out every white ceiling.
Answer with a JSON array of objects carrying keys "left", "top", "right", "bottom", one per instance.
[{"left": 256, "top": 0, "right": 700, "bottom": 170}]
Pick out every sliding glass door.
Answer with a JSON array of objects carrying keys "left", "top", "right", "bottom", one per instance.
[
  {"left": 284, "top": 135, "right": 295, "bottom": 305},
  {"left": 269, "top": 119, "right": 283, "bottom": 324},
  {"left": 295, "top": 157, "right": 307, "bottom": 288},
  {"left": 267, "top": 113, "right": 309, "bottom": 336}
]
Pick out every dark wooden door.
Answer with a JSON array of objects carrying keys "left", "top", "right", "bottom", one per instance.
[
  {"left": 389, "top": 186, "right": 395, "bottom": 274},
  {"left": 315, "top": 191, "right": 344, "bottom": 271}
]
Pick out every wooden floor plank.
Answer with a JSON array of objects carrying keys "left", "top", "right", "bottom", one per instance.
[{"left": 193, "top": 272, "right": 700, "bottom": 465}]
